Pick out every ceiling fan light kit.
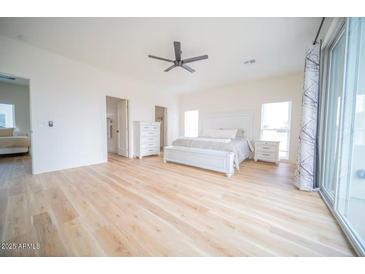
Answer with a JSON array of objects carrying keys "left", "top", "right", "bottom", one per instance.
[{"left": 148, "top": 41, "right": 208, "bottom": 73}]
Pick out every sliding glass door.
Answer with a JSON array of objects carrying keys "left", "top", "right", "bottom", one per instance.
[
  {"left": 320, "top": 18, "right": 365, "bottom": 255},
  {"left": 322, "top": 26, "right": 346, "bottom": 201}
]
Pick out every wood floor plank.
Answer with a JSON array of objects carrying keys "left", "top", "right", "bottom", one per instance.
[
  {"left": 45, "top": 185, "right": 78, "bottom": 224},
  {"left": 0, "top": 189, "right": 8, "bottom": 241},
  {"left": 32, "top": 212, "right": 67, "bottom": 256},
  {"left": 0, "top": 154, "right": 356, "bottom": 256},
  {"left": 2, "top": 193, "right": 31, "bottom": 241},
  {"left": 60, "top": 218, "right": 105, "bottom": 256}
]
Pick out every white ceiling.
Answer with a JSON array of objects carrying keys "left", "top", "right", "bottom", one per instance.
[{"left": 0, "top": 18, "right": 320, "bottom": 93}]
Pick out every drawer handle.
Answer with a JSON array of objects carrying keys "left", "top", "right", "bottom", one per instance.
[
  {"left": 262, "top": 146, "right": 271, "bottom": 149},
  {"left": 262, "top": 153, "right": 271, "bottom": 156}
]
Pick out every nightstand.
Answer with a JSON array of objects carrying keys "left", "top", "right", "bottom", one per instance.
[{"left": 254, "top": 141, "right": 280, "bottom": 164}]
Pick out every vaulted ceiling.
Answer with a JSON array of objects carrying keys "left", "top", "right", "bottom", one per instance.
[{"left": 0, "top": 18, "right": 320, "bottom": 93}]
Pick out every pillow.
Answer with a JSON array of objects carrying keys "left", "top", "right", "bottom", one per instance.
[
  {"left": 0, "top": 128, "right": 14, "bottom": 137},
  {"left": 219, "top": 128, "right": 245, "bottom": 138},
  {"left": 202, "top": 128, "right": 237, "bottom": 139},
  {"left": 236, "top": 128, "right": 245, "bottom": 138}
]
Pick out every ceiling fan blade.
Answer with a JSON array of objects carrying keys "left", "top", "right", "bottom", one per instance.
[
  {"left": 174, "top": 41, "right": 181, "bottom": 61},
  {"left": 181, "top": 64, "right": 195, "bottom": 73},
  {"left": 148, "top": 55, "right": 174, "bottom": 63},
  {"left": 182, "top": 55, "right": 208, "bottom": 64},
  {"left": 164, "top": 64, "right": 177, "bottom": 72}
]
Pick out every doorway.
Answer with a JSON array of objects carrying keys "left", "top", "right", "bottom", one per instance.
[
  {"left": 106, "top": 96, "right": 129, "bottom": 157},
  {"left": 0, "top": 72, "right": 32, "bottom": 172},
  {"left": 155, "top": 106, "right": 167, "bottom": 151}
]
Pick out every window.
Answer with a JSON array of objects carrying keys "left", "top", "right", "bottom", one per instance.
[
  {"left": 261, "top": 101, "right": 291, "bottom": 159},
  {"left": 322, "top": 25, "right": 346, "bottom": 198},
  {"left": 0, "top": 103, "right": 15, "bottom": 128},
  {"left": 184, "top": 110, "right": 199, "bottom": 137}
]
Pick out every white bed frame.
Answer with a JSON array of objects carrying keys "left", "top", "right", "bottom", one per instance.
[
  {"left": 164, "top": 111, "right": 254, "bottom": 177},
  {"left": 164, "top": 146, "right": 235, "bottom": 177}
]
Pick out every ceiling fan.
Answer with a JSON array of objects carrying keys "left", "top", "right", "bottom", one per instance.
[{"left": 148, "top": 41, "right": 208, "bottom": 73}]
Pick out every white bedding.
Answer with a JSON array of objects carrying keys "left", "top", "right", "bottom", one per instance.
[{"left": 172, "top": 137, "right": 252, "bottom": 169}]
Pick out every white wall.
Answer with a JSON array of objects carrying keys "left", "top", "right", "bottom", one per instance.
[
  {"left": 0, "top": 35, "right": 179, "bottom": 174},
  {"left": 0, "top": 81, "right": 30, "bottom": 135},
  {"left": 179, "top": 73, "right": 304, "bottom": 163}
]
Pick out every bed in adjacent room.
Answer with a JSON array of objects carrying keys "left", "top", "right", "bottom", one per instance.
[
  {"left": 0, "top": 128, "right": 30, "bottom": 155},
  {"left": 164, "top": 111, "right": 254, "bottom": 177}
]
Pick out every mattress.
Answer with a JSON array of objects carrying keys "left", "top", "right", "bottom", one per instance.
[
  {"left": 172, "top": 137, "right": 252, "bottom": 169},
  {"left": 0, "top": 136, "right": 31, "bottom": 149}
]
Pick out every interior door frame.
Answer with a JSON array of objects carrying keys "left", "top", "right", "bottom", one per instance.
[
  {"left": 117, "top": 99, "right": 129, "bottom": 157},
  {"left": 105, "top": 95, "right": 130, "bottom": 158},
  {"left": 0, "top": 72, "right": 33, "bottom": 173},
  {"left": 155, "top": 105, "right": 168, "bottom": 148}
]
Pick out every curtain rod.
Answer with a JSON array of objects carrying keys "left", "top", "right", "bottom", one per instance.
[{"left": 313, "top": 17, "right": 325, "bottom": 45}]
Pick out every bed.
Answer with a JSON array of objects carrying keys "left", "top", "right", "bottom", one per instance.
[
  {"left": 0, "top": 128, "right": 30, "bottom": 155},
  {"left": 163, "top": 111, "right": 254, "bottom": 177}
]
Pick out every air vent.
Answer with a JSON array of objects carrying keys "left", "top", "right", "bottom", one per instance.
[{"left": 244, "top": 59, "right": 256, "bottom": 65}]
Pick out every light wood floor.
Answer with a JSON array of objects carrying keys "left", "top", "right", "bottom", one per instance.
[{"left": 0, "top": 154, "right": 355, "bottom": 256}]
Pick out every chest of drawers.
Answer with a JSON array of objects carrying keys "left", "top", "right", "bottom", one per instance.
[
  {"left": 254, "top": 140, "right": 280, "bottom": 164},
  {"left": 133, "top": 121, "right": 160, "bottom": 158}
]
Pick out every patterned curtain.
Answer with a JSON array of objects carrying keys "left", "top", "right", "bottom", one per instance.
[{"left": 296, "top": 43, "right": 321, "bottom": 191}]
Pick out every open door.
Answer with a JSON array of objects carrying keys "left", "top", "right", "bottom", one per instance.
[
  {"left": 155, "top": 106, "right": 167, "bottom": 151},
  {"left": 117, "top": 100, "right": 128, "bottom": 157}
]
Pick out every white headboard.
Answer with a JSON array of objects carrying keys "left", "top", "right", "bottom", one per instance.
[{"left": 200, "top": 110, "right": 254, "bottom": 140}]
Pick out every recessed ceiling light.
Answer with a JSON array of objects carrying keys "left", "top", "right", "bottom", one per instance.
[{"left": 244, "top": 59, "right": 256, "bottom": 65}]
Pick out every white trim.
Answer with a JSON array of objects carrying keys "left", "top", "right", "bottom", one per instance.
[{"left": 322, "top": 18, "right": 346, "bottom": 48}]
